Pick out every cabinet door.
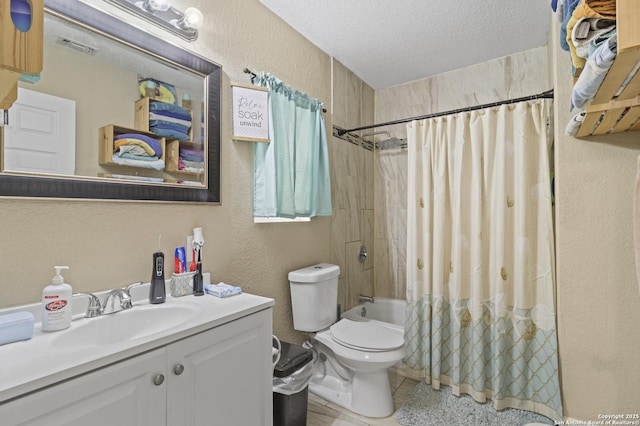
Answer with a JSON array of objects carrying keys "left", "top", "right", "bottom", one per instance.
[
  {"left": 167, "top": 308, "right": 273, "bottom": 426},
  {"left": 0, "top": 349, "right": 167, "bottom": 426}
]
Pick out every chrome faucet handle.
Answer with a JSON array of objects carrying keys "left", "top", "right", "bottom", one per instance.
[
  {"left": 123, "top": 281, "right": 143, "bottom": 296},
  {"left": 118, "top": 289, "right": 133, "bottom": 310},
  {"left": 73, "top": 292, "right": 103, "bottom": 318},
  {"left": 121, "top": 282, "right": 143, "bottom": 309},
  {"left": 103, "top": 288, "right": 132, "bottom": 313}
]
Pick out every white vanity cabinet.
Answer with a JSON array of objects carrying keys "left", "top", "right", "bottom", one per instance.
[
  {"left": 0, "top": 348, "right": 166, "bottom": 426},
  {"left": 166, "top": 307, "right": 273, "bottom": 425},
  {"left": 0, "top": 307, "right": 273, "bottom": 426}
]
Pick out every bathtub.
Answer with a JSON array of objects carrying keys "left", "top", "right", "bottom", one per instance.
[{"left": 342, "top": 297, "right": 405, "bottom": 327}]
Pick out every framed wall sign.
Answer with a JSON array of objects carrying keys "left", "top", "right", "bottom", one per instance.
[{"left": 231, "top": 83, "right": 269, "bottom": 142}]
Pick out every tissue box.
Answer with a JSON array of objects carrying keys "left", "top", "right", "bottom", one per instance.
[
  {"left": 170, "top": 271, "right": 196, "bottom": 297},
  {"left": 0, "top": 311, "right": 34, "bottom": 346}
]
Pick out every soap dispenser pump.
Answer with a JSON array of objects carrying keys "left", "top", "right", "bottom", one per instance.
[
  {"left": 149, "top": 237, "right": 166, "bottom": 304},
  {"left": 41, "top": 266, "right": 72, "bottom": 332}
]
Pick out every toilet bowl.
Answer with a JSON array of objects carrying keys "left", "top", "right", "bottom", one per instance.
[
  {"left": 309, "top": 318, "right": 405, "bottom": 418},
  {"left": 289, "top": 263, "right": 406, "bottom": 418},
  {"left": 324, "top": 318, "right": 404, "bottom": 371}
]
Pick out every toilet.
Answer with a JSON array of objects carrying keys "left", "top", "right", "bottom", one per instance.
[{"left": 289, "top": 263, "right": 405, "bottom": 418}]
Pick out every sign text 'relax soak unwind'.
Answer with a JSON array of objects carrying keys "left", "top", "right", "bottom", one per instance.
[{"left": 231, "top": 84, "right": 269, "bottom": 142}]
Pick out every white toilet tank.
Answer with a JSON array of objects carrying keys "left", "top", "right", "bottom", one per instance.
[{"left": 289, "top": 263, "right": 340, "bottom": 332}]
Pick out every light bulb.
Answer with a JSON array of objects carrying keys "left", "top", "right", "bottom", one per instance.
[
  {"left": 142, "top": 0, "right": 171, "bottom": 13},
  {"left": 181, "top": 7, "right": 203, "bottom": 29}
]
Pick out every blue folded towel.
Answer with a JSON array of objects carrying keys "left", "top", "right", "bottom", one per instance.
[
  {"left": 149, "top": 101, "right": 191, "bottom": 120},
  {"left": 204, "top": 283, "right": 242, "bottom": 298}
]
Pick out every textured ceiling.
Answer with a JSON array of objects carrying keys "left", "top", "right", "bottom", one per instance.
[{"left": 259, "top": 0, "right": 551, "bottom": 90}]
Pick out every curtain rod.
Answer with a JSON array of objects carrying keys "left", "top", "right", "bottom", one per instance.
[
  {"left": 243, "top": 67, "right": 257, "bottom": 83},
  {"left": 336, "top": 89, "right": 554, "bottom": 136},
  {"left": 243, "top": 68, "right": 327, "bottom": 113}
]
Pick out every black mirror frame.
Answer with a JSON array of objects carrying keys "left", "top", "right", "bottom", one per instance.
[{"left": 0, "top": 0, "right": 221, "bottom": 203}]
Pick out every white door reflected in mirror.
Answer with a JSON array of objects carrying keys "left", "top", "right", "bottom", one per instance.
[{"left": 3, "top": 88, "right": 75, "bottom": 175}]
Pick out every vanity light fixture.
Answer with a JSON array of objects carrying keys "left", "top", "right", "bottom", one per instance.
[{"left": 103, "top": 0, "right": 204, "bottom": 41}]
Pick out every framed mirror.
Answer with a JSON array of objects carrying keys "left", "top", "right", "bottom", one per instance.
[{"left": 0, "top": 0, "right": 221, "bottom": 202}]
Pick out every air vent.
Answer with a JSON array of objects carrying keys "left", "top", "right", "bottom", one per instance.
[{"left": 56, "top": 37, "right": 99, "bottom": 55}]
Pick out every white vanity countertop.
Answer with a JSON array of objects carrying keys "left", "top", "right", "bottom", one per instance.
[{"left": 0, "top": 289, "right": 274, "bottom": 403}]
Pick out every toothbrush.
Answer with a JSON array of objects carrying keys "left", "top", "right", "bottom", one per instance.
[{"left": 190, "top": 245, "right": 197, "bottom": 271}]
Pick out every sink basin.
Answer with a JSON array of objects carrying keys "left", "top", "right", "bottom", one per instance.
[{"left": 52, "top": 303, "right": 199, "bottom": 348}]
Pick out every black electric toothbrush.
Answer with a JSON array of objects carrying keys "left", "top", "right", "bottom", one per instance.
[
  {"left": 149, "top": 236, "right": 166, "bottom": 304},
  {"left": 192, "top": 247, "right": 204, "bottom": 296}
]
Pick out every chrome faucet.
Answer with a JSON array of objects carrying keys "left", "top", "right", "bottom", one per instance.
[
  {"left": 358, "top": 294, "right": 374, "bottom": 304},
  {"left": 73, "top": 292, "right": 103, "bottom": 318},
  {"left": 102, "top": 282, "right": 143, "bottom": 314},
  {"left": 73, "top": 282, "right": 143, "bottom": 318},
  {"left": 102, "top": 288, "right": 132, "bottom": 313}
]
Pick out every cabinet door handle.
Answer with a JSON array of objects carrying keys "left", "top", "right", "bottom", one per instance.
[
  {"left": 173, "top": 364, "right": 185, "bottom": 375},
  {"left": 153, "top": 374, "right": 165, "bottom": 386}
]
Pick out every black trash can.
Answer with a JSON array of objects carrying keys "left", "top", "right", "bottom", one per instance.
[{"left": 273, "top": 341, "right": 314, "bottom": 426}]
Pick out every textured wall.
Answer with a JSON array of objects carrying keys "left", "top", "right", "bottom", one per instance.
[
  {"left": 0, "top": 0, "right": 332, "bottom": 345},
  {"left": 551, "top": 18, "right": 640, "bottom": 420}
]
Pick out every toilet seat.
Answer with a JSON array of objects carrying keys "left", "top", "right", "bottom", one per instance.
[{"left": 329, "top": 319, "right": 404, "bottom": 352}]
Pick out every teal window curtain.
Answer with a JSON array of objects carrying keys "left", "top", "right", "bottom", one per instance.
[{"left": 253, "top": 73, "right": 332, "bottom": 218}]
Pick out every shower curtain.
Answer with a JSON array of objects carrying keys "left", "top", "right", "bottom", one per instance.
[{"left": 404, "top": 100, "right": 562, "bottom": 420}]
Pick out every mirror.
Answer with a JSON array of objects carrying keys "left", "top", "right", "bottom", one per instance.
[{"left": 0, "top": 0, "right": 221, "bottom": 202}]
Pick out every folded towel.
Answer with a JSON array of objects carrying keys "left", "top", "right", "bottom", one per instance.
[
  {"left": 111, "top": 155, "right": 165, "bottom": 170},
  {"left": 572, "top": 35, "right": 617, "bottom": 110},
  {"left": 565, "top": 0, "right": 615, "bottom": 70},
  {"left": 117, "top": 153, "right": 160, "bottom": 162},
  {"left": 149, "top": 120, "right": 191, "bottom": 135},
  {"left": 560, "top": 0, "right": 581, "bottom": 51},
  {"left": 149, "top": 112, "right": 192, "bottom": 128},
  {"left": 571, "top": 18, "right": 615, "bottom": 60},
  {"left": 180, "top": 149, "right": 205, "bottom": 162},
  {"left": 149, "top": 100, "right": 192, "bottom": 121},
  {"left": 149, "top": 124, "right": 191, "bottom": 142},
  {"left": 114, "top": 134, "right": 163, "bottom": 157},
  {"left": 204, "top": 283, "right": 242, "bottom": 298}
]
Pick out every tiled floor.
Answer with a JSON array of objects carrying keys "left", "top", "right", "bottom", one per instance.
[{"left": 306, "top": 370, "right": 419, "bottom": 426}]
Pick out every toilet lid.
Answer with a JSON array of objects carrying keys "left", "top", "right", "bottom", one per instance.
[{"left": 329, "top": 319, "right": 404, "bottom": 351}]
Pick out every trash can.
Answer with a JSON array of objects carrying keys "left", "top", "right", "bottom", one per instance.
[{"left": 272, "top": 341, "right": 314, "bottom": 426}]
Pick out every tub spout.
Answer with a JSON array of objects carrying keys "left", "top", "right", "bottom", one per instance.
[{"left": 358, "top": 294, "right": 374, "bottom": 304}]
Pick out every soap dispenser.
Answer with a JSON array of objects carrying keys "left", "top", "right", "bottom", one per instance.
[{"left": 41, "top": 266, "right": 72, "bottom": 332}]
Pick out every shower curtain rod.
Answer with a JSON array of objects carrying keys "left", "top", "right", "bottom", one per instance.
[
  {"left": 242, "top": 67, "right": 327, "bottom": 113},
  {"left": 336, "top": 89, "right": 554, "bottom": 136}
]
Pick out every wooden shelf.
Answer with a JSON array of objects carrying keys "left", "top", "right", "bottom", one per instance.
[
  {"left": 134, "top": 97, "right": 194, "bottom": 142},
  {"left": 0, "top": 0, "right": 44, "bottom": 109},
  {"left": 575, "top": 0, "right": 640, "bottom": 137},
  {"left": 134, "top": 97, "right": 203, "bottom": 176},
  {"left": 98, "top": 124, "right": 166, "bottom": 167}
]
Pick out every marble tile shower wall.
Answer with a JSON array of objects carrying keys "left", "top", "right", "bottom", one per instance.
[
  {"left": 374, "top": 148, "right": 407, "bottom": 299},
  {"left": 373, "top": 47, "right": 550, "bottom": 300},
  {"left": 330, "top": 59, "right": 375, "bottom": 311}
]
